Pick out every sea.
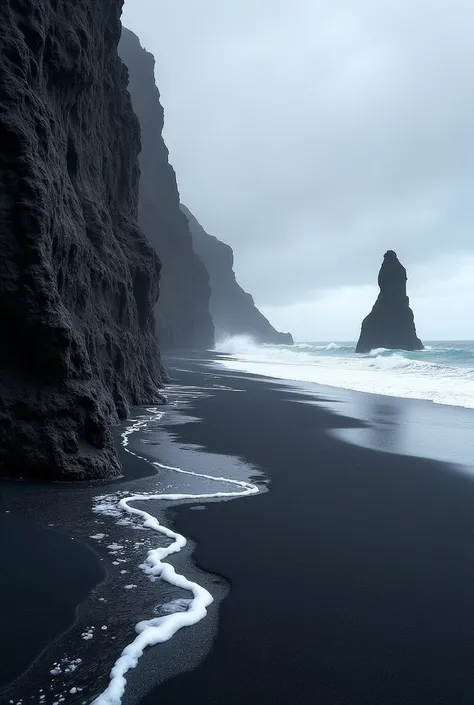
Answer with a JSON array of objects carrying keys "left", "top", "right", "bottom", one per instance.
[{"left": 215, "top": 338, "right": 474, "bottom": 409}]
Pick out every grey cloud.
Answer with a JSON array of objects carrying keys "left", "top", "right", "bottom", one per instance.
[{"left": 123, "top": 0, "right": 474, "bottom": 308}]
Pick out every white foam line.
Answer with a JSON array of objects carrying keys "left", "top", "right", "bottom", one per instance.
[{"left": 92, "top": 405, "right": 259, "bottom": 705}]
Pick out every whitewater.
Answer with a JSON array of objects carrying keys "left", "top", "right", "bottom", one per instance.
[
  {"left": 215, "top": 338, "right": 474, "bottom": 409},
  {"left": 91, "top": 405, "right": 259, "bottom": 705}
]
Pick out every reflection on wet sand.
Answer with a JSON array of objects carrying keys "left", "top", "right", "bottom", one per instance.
[{"left": 317, "top": 385, "right": 474, "bottom": 476}]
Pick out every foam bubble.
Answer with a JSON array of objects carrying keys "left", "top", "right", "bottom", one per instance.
[
  {"left": 214, "top": 341, "right": 474, "bottom": 408},
  {"left": 91, "top": 403, "right": 259, "bottom": 705}
]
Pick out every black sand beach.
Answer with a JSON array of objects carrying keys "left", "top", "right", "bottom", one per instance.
[
  {"left": 3, "top": 354, "right": 474, "bottom": 704},
  {"left": 138, "top": 355, "right": 474, "bottom": 705},
  {"left": 0, "top": 509, "right": 104, "bottom": 688}
]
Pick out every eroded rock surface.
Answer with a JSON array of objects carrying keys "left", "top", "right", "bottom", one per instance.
[
  {"left": 356, "top": 251, "right": 423, "bottom": 353},
  {"left": 0, "top": 2, "right": 164, "bottom": 480},
  {"left": 119, "top": 28, "right": 214, "bottom": 350},
  {"left": 182, "top": 205, "right": 293, "bottom": 345}
]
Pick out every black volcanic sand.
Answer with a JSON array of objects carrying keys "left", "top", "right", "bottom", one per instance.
[
  {"left": 0, "top": 391, "right": 229, "bottom": 705},
  {"left": 139, "top": 356, "right": 474, "bottom": 705},
  {"left": 0, "top": 509, "right": 104, "bottom": 688},
  {"left": 0, "top": 415, "right": 161, "bottom": 697}
]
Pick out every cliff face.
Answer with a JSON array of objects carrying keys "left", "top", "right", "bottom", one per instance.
[
  {"left": 356, "top": 251, "right": 423, "bottom": 353},
  {"left": 181, "top": 205, "right": 293, "bottom": 345},
  {"left": 0, "top": 2, "right": 164, "bottom": 480},
  {"left": 118, "top": 28, "right": 214, "bottom": 350}
]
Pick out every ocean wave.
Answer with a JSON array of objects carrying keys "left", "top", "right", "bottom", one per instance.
[
  {"left": 214, "top": 338, "right": 474, "bottom": 408},
  {"left": 214, "top": 335, "right": 261, "bottom": 354},
  {"left": 366, "top": 347, "right": 391, "bottom": 357}
]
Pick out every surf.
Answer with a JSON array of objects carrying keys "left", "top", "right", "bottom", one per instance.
[
  {"left": 215, "top": 338, "right": 474, "bottom": 409},
  {"left": 91, "top": 407, "right": 259, "bottom": 705}
]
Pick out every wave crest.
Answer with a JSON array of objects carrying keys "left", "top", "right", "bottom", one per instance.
[{"left": 214, "top": 339, "right": 474, "bottom": 408}]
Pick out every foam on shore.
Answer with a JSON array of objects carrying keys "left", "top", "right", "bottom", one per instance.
[
  {"left": 215, "top": 337, "right": 474, "bottom": 409},
  {"left": 91, "top": 407, "right": 259, "bottom": 705}
]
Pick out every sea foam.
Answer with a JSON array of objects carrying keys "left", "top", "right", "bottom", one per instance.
[
  {"left": 90, "top": 406, "right": 259, "bottom": 705},
  {"left": 215, "top": 338, "right": 474, "bottom": 409}
]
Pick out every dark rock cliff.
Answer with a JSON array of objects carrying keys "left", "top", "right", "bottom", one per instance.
[
  {"left": 181, "top": 205, "right": 293, "bottom": 345},
  {"left": 118, "top": 28, "right": 214, "bottom": 350},
  {"left": 356, "top": 251, "right": 423, "bottom": 353},
  {"left": 0, "top": 2, "right": 164, "bottom": 480}
]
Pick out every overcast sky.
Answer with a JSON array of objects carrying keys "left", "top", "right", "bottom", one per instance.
[{"left": 122, "top": 1, "right": 474, "bottom": 341}]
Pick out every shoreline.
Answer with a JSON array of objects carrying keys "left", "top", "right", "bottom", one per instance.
[
  {"left": 4, "top": 354, "right": 474, "bottom": 703},
  {"left": 0, "top": 405, "right": 168, "bottom": 694},
  {"left": 211, "top": 351, "right": 474, "bottom": 472},
  {"left": 138, "top": 354, "right": 474, "bottom": 705},
  {"left": 91, "top": 399, "right": 260, "bottom": 705},
  {"left": 213, "top": 342, "right": 474, "bottom": 410},
  {"left": 0, "top": 510, "right": 105, "bottom": 690},
  {"left": 0, "top": 381, "right": 253, "bottom": 705}
]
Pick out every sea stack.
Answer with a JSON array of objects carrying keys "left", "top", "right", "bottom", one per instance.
[{"left": 356, "top": 251, "right": 423, "bottom": 353}]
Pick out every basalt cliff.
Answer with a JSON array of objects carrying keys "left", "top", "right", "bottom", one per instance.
[
  {"left": 356, "top": 250, "right": 423, "bottom": 353},
  {"left": 118, "top": 28, "right": 214, "bottom": 350},
  {"left": 181, "top": 205, "right": 293, "bottom": 345},
  {"left": 0, "top": 2, "right": 164, "bottom": 480}
]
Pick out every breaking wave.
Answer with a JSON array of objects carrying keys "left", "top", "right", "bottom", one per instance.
[{"left": 215, "top": 338, "right": 474, "bottom": 409}]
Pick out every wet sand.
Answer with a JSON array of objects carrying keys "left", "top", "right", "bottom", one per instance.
[
  {"left": 3, "top": 354, "right": 474, "bottom": 704},
  {"left": 138, "top": 355, "right": 474, "bottom": 705},
  {"left": 0, "top": 510, "right": 105, "bottom": 689}
]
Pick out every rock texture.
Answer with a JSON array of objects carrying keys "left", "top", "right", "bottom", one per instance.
[
  {"left": 182, "top": 205, "right": 293, "bottom": 345},
  {"left": 0, "top": 2, "right": 164, "bottom": 480},
  {"left": 118, "top": 28, "right": 214, "bottom": 350},
  {"left": 356, "top": 251, "right": 423, "bottom": 353}
]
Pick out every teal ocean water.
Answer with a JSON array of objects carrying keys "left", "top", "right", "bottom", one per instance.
[
  {"left": 216, "top": 339, "right": 474, "bottom": 408},
  {"left": 298, "top": 341, "right": 474, "bottom": 366}
]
